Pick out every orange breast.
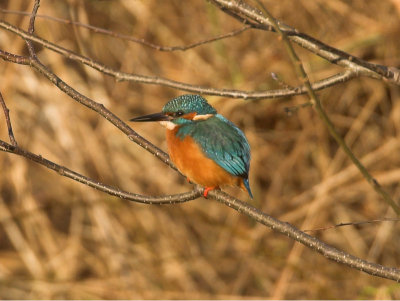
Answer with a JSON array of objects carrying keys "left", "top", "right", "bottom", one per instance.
[{"left": 166, "top": 128, "right": 245, "bottom": 189}]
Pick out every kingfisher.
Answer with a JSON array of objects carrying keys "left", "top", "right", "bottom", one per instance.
[{"left": 130, "top": 94, "right": 253, "bottom": 198}]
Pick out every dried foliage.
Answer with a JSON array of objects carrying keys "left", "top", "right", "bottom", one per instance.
[{"left": 0, "top": 0, "right": 400, "bottom": 299}]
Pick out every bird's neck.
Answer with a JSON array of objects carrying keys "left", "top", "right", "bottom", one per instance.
[{"left": 165, "top": 122, "right": 193, "bottom": 142}]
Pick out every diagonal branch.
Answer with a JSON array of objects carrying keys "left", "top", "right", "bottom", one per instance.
[
  {"left": 0, "top": 37, "right": 178, "bottom": 173},
  {"left": 30, "top": 56, "right": 177, "bottom": 171},
  {"left": 0, "top": 139, "right": 200, "bottom": 204},
  {"left": 208, "top": 190, "right": 400, "bottom": 281}
]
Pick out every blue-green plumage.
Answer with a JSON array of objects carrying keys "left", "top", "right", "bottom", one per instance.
[
  {"left": 176, "top": 115, "right": 250, "bottom": 177},
  {"left": 164, "top": 95, "right": 253, "bottom": 198},
  {"left": 130, "top": 94, "right": 253, "bottom": 198}
]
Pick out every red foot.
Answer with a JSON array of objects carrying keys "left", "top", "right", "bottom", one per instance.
[{"left": 203, "top": 186, "right": 216, "bottom": 198}]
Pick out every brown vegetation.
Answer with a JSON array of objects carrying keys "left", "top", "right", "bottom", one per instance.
[{"left": 0, "top": 0, "right": 400, "bottom": 299}]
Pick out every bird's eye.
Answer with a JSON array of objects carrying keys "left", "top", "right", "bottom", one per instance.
[{"left": 175, "top": 111, "right": 184, "bottom": 117}]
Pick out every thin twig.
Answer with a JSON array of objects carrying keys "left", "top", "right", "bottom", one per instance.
[
  {"left": 0, "top": 8, "right": 251, "bottom": 52},
  {"left": 254, "top": 0, "right": 400, "bottom": 215},
  {"left": 25, "top": 0, "right": 40, "bottom": 58},
  {"left": 284, "top": 102, "right": 312, "bottom": 116},
  {"left": 304, "top": 218, "right": 400, "bottom": 232},
  {"left": 0, "top": 92, "right": 17, "bottom": 146}
]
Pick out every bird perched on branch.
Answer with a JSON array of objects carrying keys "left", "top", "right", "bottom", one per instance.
[{"left": 130, "top": 94, "right": 253, "bottom": 198}]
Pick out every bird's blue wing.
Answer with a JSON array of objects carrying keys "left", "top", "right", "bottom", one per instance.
[{"left": 177, "top": 114, "right": 251, "bottom": 178}]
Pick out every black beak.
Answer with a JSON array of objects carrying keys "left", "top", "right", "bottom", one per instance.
[{"left": 129, "top": 112, "right": 170, "bottom": 122}]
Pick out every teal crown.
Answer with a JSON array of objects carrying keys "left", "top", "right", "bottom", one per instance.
[{"left": 162, "top": 95, "right": 217, "bottom": 115}]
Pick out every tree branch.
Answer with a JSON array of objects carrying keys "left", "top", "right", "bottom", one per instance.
[
  {"left": 0, "top": 19, "right": 356, "bottom": 100},
  {"left": 209, "top": 0, "right": 400, "bottom": 85},
  {"left": 0, "top": 139, "right": 200, "bottom": 204},
  {"left": 209, "top": 190, "right": 400, "bottom": 282},
  {"left": 25, "top": 0, "right": 40, "bottom": 58}
]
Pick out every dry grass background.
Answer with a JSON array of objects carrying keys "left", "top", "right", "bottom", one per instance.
[{"left": 0, "top": 0, "right": 400, "bottom": 299}]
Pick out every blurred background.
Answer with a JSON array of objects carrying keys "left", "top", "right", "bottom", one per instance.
[{"left": 0, "top": 0, "right": 400, "bottom": 299}]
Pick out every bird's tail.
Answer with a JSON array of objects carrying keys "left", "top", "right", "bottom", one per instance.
[{"left": 242, "top": 178, "right": 253, "bottom": 199}]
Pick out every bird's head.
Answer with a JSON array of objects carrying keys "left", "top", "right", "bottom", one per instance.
[{"left": 130, "top": 94, "right": 217, "bottom": 130}]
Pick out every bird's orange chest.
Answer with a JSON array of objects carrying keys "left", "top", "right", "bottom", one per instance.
[
  {"left": 165, "top": 128, "right": 203, "bottom": 181},
  {"left": 165, "top": 128, "right": 236, "bottom": 187}
]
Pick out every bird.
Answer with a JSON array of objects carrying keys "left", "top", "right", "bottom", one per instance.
[{"left": 130, "top": 94, "right": 253, "bottom": 198}]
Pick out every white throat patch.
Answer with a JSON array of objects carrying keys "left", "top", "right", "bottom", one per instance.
[{"left": 159, "top": 121, "right": 177, "bottom": 130}]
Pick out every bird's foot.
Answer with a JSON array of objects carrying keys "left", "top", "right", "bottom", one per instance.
[{"left": 203, "top": 186, "right": 217, "bottom": 198}]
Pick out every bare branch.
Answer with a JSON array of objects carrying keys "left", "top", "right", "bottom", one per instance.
[
  {"left": 209, "top": 0, "right": 400, "bottom": 85},
  {"left": 28, "top": 56, "right": 177, "bottom": 171},
  {"left": 0, "top": 139, "right": 200, "bottom": 204},
  {"left": 208, "top": 190, "right": 400, "bottom": 282},
  {"left": 0, "top": 49, "right": 30, "bottom": 64},
  {"left": 0, "top": 51, "right": 177, "bottom": 173},
  {"left": 0, "top": 92, "right": 17, "bottom": 146},
  {"left": 0, "top": 19, "right": 356, "bottom": 100},
  {"left": 2, "top": 124, "right": 399, "bottom": 280},
  {"left": 25, "top": 0, "right": 40, "bottom": 58},
  {"left": 27, "top": 1, "right": 39, "bottom": 34},
  {"left": 0, "top": 8, "right": 251, "bottom": 52}
]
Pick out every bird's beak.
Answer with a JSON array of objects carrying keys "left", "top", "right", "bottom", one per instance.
[{"left": 129, "top": 112, "right": 171, "bottom": 122}]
